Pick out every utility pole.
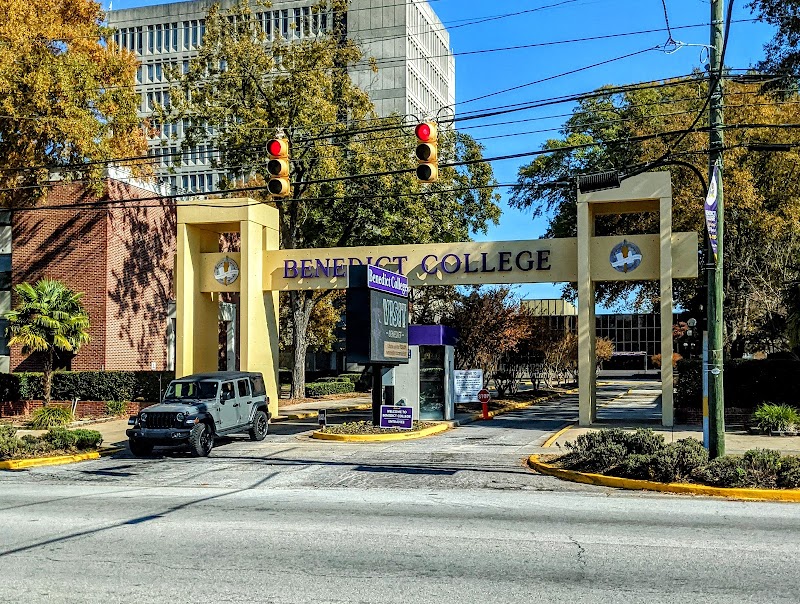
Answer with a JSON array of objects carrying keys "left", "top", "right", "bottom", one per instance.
[{"left": 707, "top": 0, "right": 725, "bottom": 458}]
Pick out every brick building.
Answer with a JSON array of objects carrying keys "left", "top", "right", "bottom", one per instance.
[{"left": 7, "top": 170, "right": 176, "bottom": 373}]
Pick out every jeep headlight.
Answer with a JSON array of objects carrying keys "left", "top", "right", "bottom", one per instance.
[
  {"left": 176, "top": 412, "right": 185, "bottom": 422},
  {"left": 140, "top": 412, "right": 147, "bottom": 422}
]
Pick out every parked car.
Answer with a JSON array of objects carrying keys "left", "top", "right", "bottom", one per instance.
[{"left": 126, "top": 371, "right": 270, "bottom": 457}]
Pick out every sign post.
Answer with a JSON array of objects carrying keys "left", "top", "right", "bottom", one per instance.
[
  {"left": 346, "top": 265, "right": 410, "bottom": 426},
  {"left": 478, "top": 388, "right": 491, "bottom": 420},
  {"left": 318, "top": 408, "right": 327, "bottom": 429},
  {"left": 454, "top": 369, "right": 484, "bottom": 404}
]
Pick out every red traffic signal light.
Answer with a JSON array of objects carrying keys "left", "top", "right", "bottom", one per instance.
[
  {"left": 414, "top": 122, "right": 438, "bottom": 183},
  {"left": 266, "top": 138, "right": 290, "bottom": 198}
]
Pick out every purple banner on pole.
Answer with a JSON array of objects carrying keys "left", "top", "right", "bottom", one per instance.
[
  {"left": 379, "top": 405, "right": 413, "bottom": 430},
  {"left": 705, "top": 165, "right": 719, "bottom": 262},
  {"left": 367, "top": 264, "right": 409, "bottom": 298}
]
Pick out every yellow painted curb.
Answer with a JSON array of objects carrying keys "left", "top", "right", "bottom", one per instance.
[
  {"left": 541, "top": 423, "right": 574, "bottom": 448},
  {"left": 471, "top": 394, "right": 557, "bottom": 422},
  {"left": 527, "top": 455, "right": 800, "bottom": 502},
  {"left": 0, "top": 451, "right": 101, "bottom": 471},
  {"left": 275, "top": 403, "right": 373, "bottom": 422},
  {"left": 312, "top": 422, "right": 450, "bottom": 442}
]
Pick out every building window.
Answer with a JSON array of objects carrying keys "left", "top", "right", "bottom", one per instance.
[{"left": 147, "top": 25, "right": 154, "bottom": 52}]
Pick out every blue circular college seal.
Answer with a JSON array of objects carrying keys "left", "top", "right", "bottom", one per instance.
[{"left": 609, "top": 240, "right": 642, "bottom": 273}]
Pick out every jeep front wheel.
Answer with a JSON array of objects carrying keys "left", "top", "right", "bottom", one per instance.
[
  {"left": 190, "top": 423, "right": 214, "bottom": 457},
  {"left": 248, "top": 410, "right": 269, "bottom": 441},
  {"left": 129, "top": 438, "right": 153, "bottom": 457}
]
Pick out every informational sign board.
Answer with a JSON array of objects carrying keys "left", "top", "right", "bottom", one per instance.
[
  {"left": 454, "top": 369, "right": 484, "bottom": 403},
  {"left": 379, "top": 405, "right": 413, "bottom": 430},
  {"left": 346, "top": 265, "right": 409, "bottom": 365}
]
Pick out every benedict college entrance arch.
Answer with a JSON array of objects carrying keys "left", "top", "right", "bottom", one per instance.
[{"left": 175, "top": 172, "right": 697, "bottom": 426}]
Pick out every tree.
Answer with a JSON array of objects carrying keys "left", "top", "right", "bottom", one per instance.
[
  {"left": 0, "top": 0, "right": 148, "bottom": 207},
  {"left": 166, "top": 1, "right": 500, "bottom": 397},
  {"left": 448, "top": 287, "right": 530, "bottom": 388},
  {"left": 5, "top": 280, "right": 91, "bottom": 403},
  {"left": 749, "top": 0, "right": 800, "bottom": 85},
  {"left": 511, "top": 76, "right": 800, "bottom": 357}
]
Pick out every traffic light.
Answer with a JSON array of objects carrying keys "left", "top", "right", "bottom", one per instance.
[
  {"left": 414, "top": 122, "right": 438, "bottom": 183},
  {"left": 266, "top": 137, "right": 290, "bottom": 197}
]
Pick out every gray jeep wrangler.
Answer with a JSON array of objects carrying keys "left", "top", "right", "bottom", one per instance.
[{"left": 126, "top": 371, "right": 270, "bottom": 457}]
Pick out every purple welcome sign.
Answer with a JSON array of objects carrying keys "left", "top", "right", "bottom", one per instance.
[
  {"left": 366, "top": 264, "right": 409, "bottom": 298},
  {"left": 379, "top": 405, "right": 413, "bottom": 429}
]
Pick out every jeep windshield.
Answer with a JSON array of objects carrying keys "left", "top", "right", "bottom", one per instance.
[{"left": 164, "top": 380, "right": 219, "bottom": 400}]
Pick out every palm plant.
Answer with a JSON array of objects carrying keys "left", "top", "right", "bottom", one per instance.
[{"left": 5, "top": 279, "right": 90, "bottom": 404}]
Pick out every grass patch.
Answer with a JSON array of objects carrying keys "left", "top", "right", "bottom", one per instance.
[
  {"left": 553, "top": 428, "right": 800, "bottom": 489},
  {"left": 319, "top": 420, "right": 438, "bottom": 435}
]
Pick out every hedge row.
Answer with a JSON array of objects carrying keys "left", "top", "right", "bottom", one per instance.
[
  {"left": 558, "top": 428, "right": 800, "bottom": 489},
  {"left": 304, "top": 381, "right": 355, "bottom": 398},
  {"left": 0, "top": 371, "right": 175, "bottom": 403},
  {"left": 675, "top": 359, "right": 800, "bottom": 411}
]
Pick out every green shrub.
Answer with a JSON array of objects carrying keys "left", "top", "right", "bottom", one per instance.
[
  {"left": 68, "top": 429, "right": 103, "bottom": 450},
  {"left": 692, "top": 456, "right": 747, "bottom": 487},
  {"left": 338, "top": 373, "right": 361, "bottom": 384},
  {"left": 607, "top": 437, "right": 708, "bottom": 483},
  {"left": 0, "top": 428, "right": 102, "bottom": 460},
  {"left": 753, "top": 403, "right": 800, "bottom": 433},
  {"left": 105, "top": 400, "right": 128, "bottom": 416},
  {"left": 693, "top": 449, "right": 783, "bottom": 488},
  {"left": 0, "top": 427, "right": 20, "bottom": 459},
  {"left": 740, "top": 449, "right": 782, "bottom": 488},
  {"left": 778, "top": 456, "right": 800, "bottom": 489},
  {"left": 304, "top": 381, "right": 355, "bottom": 398},
  {"left": 42, "top": 427, "right": 78, "bottom": 449},
  {"left": 28, "top": 406, "right": 73, "bottom": 429}
]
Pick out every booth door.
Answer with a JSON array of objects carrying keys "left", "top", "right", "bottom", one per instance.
[{"left": 419, "top": 345, "right": 445, "bottom": 420}]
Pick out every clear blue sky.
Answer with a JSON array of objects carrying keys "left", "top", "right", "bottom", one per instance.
[{"left": 109, "top": 0, "right": 775, "bottom": 302}]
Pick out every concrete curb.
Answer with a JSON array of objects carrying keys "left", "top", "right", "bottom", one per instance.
[
  {"left": 527, "top": 454, "right": 800, "bottom": 502},
  {"left": 541, "top": 423, "right": 574, "bottom": 448},
  {"left": 273, "top": 403, "right": 373, "bottom": 422},
  {"left": 311, "top": 422, "right": 450, "bottom": 442},
  {"left": 458, "top": 393, "right": 561, "bottom": 426},
  {"left": 0, "top": 451, "right": 101, "bottom": 471}
]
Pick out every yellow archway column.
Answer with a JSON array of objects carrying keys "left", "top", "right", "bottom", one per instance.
[
  {"left": 175, "top": 223, "right": 222, "bottom": 377},
  {"left": 577, "top": 172, "right": 674, "bottom": 427},
  {"left": 175, "top": 199, "right": 280, "bottom": 419}
]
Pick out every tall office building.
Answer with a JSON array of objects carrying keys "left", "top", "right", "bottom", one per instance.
[{"left": 108, "top": 0, "right": 455, "bottom": 194}]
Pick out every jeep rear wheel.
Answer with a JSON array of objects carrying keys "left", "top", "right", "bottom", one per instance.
[
  {"left": 248, "top": 410, "right": 269, "bottom": 441},
  {"left": 129, "top": 438, "right": 153, "bottom": 457},
  {"left": 190, "top": 423, "right": 214, "bottom": 457}
]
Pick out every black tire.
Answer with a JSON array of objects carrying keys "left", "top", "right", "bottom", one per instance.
[
  {"left": 190, "top": 423, "right": 214, "bottom": 457},
  {"left": 248, "top": 410, "right": 269, "bottom": 441},
  {"left": 129, "top": 438, "right": 153, "bottom": 457}
]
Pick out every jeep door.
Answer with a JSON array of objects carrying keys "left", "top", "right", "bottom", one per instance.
[
  {"left": 236, "top": 378, "right": 252, "bottom": 425},
  {"left": 218, "top": 381, "right": 239, "bottom": 429}
]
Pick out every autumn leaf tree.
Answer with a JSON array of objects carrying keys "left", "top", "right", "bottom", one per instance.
[
  {"left": 166, "top": 1, "right": 500, "bottom": 397},
  {"left": 448, "top": 287, "right": 531, "bottom": 390},
  {"left": 511, "top": 76, "right": 800, "bottom": 357},
  {"left": 0, "top": 0, "right": 148, "bottom": 207}
]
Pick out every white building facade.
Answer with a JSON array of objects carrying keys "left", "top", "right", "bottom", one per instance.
[{"left": 108, "top": 0, "right": 455, "bottom": 194}]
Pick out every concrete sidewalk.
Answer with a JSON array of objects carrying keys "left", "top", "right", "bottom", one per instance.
[{"left": 550, "top": 382, "right": 800, "bottom": 455}]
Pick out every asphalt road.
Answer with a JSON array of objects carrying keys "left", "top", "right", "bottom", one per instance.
[{"left": 2, "top": 382, "right": 799, "bottom": 603}]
